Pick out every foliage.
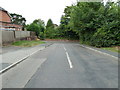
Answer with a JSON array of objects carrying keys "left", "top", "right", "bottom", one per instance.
[
  {"left": 26, "top": 19, "right": 45, "bottom": 39},
  {"left": 39, "top": 32, "right": 45, "bottom": 40},
  {"left": 10, "top": 13, "right": 26, "bottom": 30},
  {"left": 59, "top": 6, "right": 79, "bottom": 40},
  {"left": 46, "top": 19, "right": 54, "bottom": 28},
  {"left": 26, "top": 1, "right": 120, "bottom": 47},
  {"left": 45, "top": 19, "right": 59, "bottom": 39},
  {"left": 59, "top": 1, "right": 120, "bottom": 47}
]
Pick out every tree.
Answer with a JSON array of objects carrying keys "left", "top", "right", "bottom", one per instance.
[
  {"left": 59, "top": 1, "right": 120, "bottom": 47},
  {"left": 46, "top": 19, "right": 54, "bottom": 28},
  {"left": 45, "top": 19, "right": 59, "bottom": 39},
  {"left": 33, "top": 19, "right": 45, "bottom": 33},
  {"left": 26, "top": 23, "right": 40, "bottom": 36},
  {"left": 10, "top": 13, "right": 26, "bottom": 30},
  {"left": 59, "top": 6, "right": 79, "bottom": 39},
  {"left": 26, "top": 19, "right": 45, "bottom": 39}
]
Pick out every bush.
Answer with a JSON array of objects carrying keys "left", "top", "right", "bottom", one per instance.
[{"left": 39, "top": 32, "right": 45, "bottom": 40}]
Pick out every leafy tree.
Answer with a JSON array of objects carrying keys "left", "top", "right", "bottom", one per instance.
[
  {"left": 26, "top": 19, "right": 45, "bottom": 39},
  {"left": 26, "top": 23, "right": 40, "bottom": 36},
  {"left": 46, "top": 19, "right": 54, "bottom": 28},
  {"left": 59, "top": 6, "right": 79, "bottom": 40},
  {"left": 59, "top": 1, "right": 120, "bottom": 47},
  {"left": 10, "top": 13, "right": 26, "bottom": 30},
  {"left": 45, "top": 19, "right": 59, "bottom": 39}
]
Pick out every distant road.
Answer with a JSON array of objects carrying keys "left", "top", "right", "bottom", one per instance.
[{"left": 2, "top": 42, "right": 118, "bottom": 88}]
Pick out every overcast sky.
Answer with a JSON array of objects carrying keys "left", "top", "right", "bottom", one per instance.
[
  {"left": 1, "top": 0, "right": 116, "bottom": 25},
  {"left": 0, "top": 0, "right": 77, "bottom": 25}
]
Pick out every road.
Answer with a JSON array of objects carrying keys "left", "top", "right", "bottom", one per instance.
[{"left": 2, "top": 42, "right": 118, "bottom": 88}]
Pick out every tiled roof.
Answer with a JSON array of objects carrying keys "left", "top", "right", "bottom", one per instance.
[
  {"left": 0, "top": 7, "right": 7, "bottom": 12},
  {"left": 0, "top": 7, "right": 12, "bottom": 18}
]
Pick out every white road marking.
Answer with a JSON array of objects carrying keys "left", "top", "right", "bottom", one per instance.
[
  {"left": 64, "top": 47, "right": 67, "bottom": 51},
  {"left": 63, "top": 44, "right": 67, "bottom": 51},
  {"left": 63, "top": 44, "right": 73, "bottom": 69},
  {"left": 66, "top": 52, "right": 73, "bottom": 68}
]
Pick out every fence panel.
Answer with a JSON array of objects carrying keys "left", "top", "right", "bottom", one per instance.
[
  {"left": 2, "top": 30, "right": 15, "bottom": 43},
  {"left": 15, "top": 31, "right": 30, "bottom": 39},
  {"left": 1, "top": 30, "right": 31, "bottom": 44},
  {"left": 0, "top": 30, "right": 2, "bottom": 46}
]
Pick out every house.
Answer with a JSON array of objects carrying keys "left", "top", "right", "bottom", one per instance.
[{"left": 0, "top": 7, "right": 23, "bottom": 31}]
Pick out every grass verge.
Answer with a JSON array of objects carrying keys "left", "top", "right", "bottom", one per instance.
[
  {"left": 12, "top": 40, "right": 45, "bottom": 47},
  {"left": 79, "top": 41, "right": 120, "bottom": 53},
  {"left": 101, "top": 46, "right": 120, "bottom": 53}
]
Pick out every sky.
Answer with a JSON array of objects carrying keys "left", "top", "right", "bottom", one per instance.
[
  {"left": 0, "top": 0, "right": 77, "bottom": 25},
  {"left": 0, "top": 0, "right": 117, "bottom": 25}
]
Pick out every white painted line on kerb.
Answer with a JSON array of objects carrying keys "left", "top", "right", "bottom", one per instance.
[
  {"left": 66, "top": 52, "right": 73, "bottom": 68},
  {"left": 0, "top": 47, "right": 45, "bottom": 74}
]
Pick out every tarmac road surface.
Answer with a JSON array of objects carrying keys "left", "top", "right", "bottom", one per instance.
[{"left": 2, "top": 42, "right": 118, "bottom": 88}]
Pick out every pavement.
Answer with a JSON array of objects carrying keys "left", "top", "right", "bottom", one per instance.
[
  {"left": 0, "top": 42, "right": 53, "bottom": 71},
  {"left": 1, "top": 42, "right": 118, "bottom": 88}
]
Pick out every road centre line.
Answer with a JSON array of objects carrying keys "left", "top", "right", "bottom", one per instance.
[
  {"left": 63, "top": 45, "right": 66, "bottom": 51},
  {"left": 63, "top": 45, "right": 66, "bottom": 52},
  {"left": 66, "top": 52, "right": 73, "bottom": 68},
  {"left": 63, "top": 44, "right": 73, "bottom": 69}
]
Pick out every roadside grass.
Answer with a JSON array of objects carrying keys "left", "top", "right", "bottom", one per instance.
[
  {"left": 12, "top": 40, "right": 45, "bottom": 47},
  {"left": 101, "top": 47, "right": 120, "bottom": 53},
  {"left": 79, "top": 41, "right": 120, "bottom": 53}
]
